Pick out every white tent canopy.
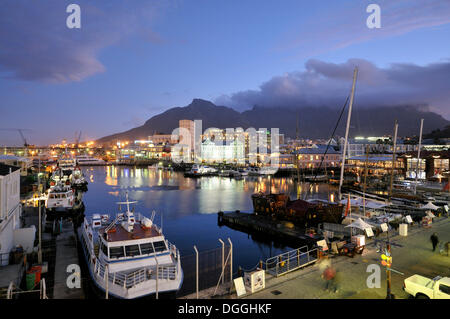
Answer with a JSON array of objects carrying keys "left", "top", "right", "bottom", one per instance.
[
  {"left": 344, "top": 218, "right": 374, "bottom": 230},
  {"left": 339, "top": 197, "right": 387, "bottom": 209},
  {"left": 421, "top": 202, "right": 439, "bottom": 210}
]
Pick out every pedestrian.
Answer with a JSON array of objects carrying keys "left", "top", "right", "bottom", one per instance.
[
  {"left": 430, "top": 233, "right": 439, "bottom": 252},
  {"left": 322, "top": 265, "right": 336, "bottom": 292}
]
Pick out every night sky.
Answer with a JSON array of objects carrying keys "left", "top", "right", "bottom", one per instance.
[{"left": 1, "top": 0, "right": 449, "bottom": 145}]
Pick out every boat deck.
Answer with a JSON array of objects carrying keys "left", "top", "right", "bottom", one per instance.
[{"left": 100, "top": 223, "right": 162, "bottom": 242}]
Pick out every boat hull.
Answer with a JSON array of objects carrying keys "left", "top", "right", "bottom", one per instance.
[{"left": 77, "top": 227, "right": 183, "bottom": 299}]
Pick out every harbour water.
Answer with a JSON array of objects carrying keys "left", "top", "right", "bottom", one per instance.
[{"left": 80, "top": 166, "right": 338, "bottom": 270}]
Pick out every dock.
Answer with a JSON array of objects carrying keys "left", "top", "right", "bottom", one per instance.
[
  {"left": 52, "top": 218, "right": 85, "bottom": 299},
  {"left": 218, "top": 211, "right": 321, "bottom": 248}
]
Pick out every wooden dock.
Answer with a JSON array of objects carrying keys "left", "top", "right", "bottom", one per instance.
[
  {"left": 52, "top": 218, "right": 85, "bottom": 299},
  {"left": 217, "top": 211, "right": 322, "bottom": 248}
]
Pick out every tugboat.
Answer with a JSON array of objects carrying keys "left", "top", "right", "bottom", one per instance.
[
  {"left": 45, "top": 181, "right": 76, "bottom": 213},
  {"left": 78, "top": 193, "right": 183, "bottom": 299},
  {"left": 71, "top": 166, "right": 88, "bottom": 191}
]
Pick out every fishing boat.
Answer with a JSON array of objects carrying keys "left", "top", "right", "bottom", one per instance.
[
  {"left": 45, "top": 181, "right": 76, "bottom": 212},
  {"left": 78, "top": 194, "right": 183, "bottom": 299},
  {"left": 71, "top": 166, "right": 88, "bottom": 190}
]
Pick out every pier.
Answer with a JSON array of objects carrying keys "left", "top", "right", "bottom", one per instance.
[
  {"left": 52, "top": 218, "right": 85, "bottom": 299},
  {"left": 218, "top": 211, "right": 321, "bottom": 248}
]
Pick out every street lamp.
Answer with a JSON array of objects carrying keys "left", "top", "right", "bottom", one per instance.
[{"left": 37, "top": 154, "right": 42, "bottom": 264}]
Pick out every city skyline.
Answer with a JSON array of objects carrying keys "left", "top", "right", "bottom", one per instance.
[{"left": 1, "top": 0, "right": 450, "bottom": 145}]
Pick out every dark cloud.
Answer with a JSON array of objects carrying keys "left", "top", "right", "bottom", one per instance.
[
  {"left": 216, "top": 58, "right": 450, "bottom": 119},
  {"left": 0, "top": 0, "right": 164, "bottom": 83}
]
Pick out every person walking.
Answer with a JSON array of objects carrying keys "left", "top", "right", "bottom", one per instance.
[
  {"left": 430, "top": 233, "right": 439, "bottom": 252},
  {"left": 322, "top": 265, "right": 336, "bottom": 292}
]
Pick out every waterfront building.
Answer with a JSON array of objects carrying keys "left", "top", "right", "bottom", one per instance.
[
  {"left": 346, "top": 154, "right": 405, "bottom": 177},
  {"left": 0, "top": 164, "right": 27, "bottom": 266},
  {"left": 148, "top": 134, "right": 177, "bottom": 145},
  {"left": 0, "top": 155, "right": 32, "bottom": 176},
  {"left": 294, "top": 147, "right": 341, "bottom": 169},
  {"left": 402, "top": 150, "right": 450, "bottom": 180},
  {"left": 200, "top": 138, "right": 245, "bottom": 164}
]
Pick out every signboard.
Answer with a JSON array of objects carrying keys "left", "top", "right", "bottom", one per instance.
[
  {"left": 365, "top": 227, "right": 374, "bottom": 237},
  {"left": 405, "top": 215, "right": 413, "bottom": 224},
  {"left": 234, "top": 277, "right": 247, "bottom": 297},
  {"left": 316, "top": 239, "right": 328, "bottom": 251},
  {"left": 380, "top": 223, "right": 388, "bottom": 232}
]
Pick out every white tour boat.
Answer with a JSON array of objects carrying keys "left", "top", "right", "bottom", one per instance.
[
  {"left": 78, "top": 195, "right": 183, "bottom": 299},
  {"left": 76, "top": 155, "right": 106, "bottom": 166}
]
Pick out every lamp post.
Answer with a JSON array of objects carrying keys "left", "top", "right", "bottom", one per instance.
[{"left": 37, "top": 154, "right": 42, "bottom": 264}]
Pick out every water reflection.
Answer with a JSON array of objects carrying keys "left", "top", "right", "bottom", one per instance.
[
  {"left": 81, "top": 166, "right": 338, "bottom": 267},
  {"left": 84, "top": 166, "right": 338, "bottom": 218}
]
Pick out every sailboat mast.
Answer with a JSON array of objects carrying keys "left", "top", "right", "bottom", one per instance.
[
  {"left": 388, "top": 120, "right": 398, "bottom": 201},
  {"left": 414, "top": 119, "right": 424, "bottom": 195},
  {"left": 363, "top": 145, "right": 370, "bottom": 217},
  {"left": 338, "top": 67, "right": 358, "bottom": 200}
]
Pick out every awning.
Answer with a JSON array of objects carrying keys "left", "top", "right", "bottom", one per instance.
[
  {"left": 421, "top": 202, "right": 439, "bottom": 210},
  {"left": 344, "top": 218, "right": 374, "bottom": 230}
]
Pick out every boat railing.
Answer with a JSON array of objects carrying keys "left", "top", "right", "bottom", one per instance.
[{"left": 92, "top": 249, "right": 180, "bottom": 290}]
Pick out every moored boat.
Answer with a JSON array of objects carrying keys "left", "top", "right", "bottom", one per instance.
[{"left": 77, "top": 194, "right": 183, "bottom": 299}]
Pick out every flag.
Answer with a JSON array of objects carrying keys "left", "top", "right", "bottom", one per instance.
[{"left": 344, "top": 195, "right": 351, "bottom": 217}]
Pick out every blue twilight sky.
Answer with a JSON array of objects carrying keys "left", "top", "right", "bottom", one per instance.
[{"left": 0, "top": 0, "right": 450, "bottom": 145}]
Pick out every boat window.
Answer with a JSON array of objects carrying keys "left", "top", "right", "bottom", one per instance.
[
  {"left": 100, "top": 241, "right": 108, "bottom": 257},
  {"left": 125, "top": 245, "right": 141, "bottom": 257},
  {"left": 109, "top": 246, "right": 125, "bottom": 259},
  {"left": 153, "top": 241, "right": 167, "bottom": 252},
  {"left": 139, "top": 243, "right": 154, "bottom": 255}
]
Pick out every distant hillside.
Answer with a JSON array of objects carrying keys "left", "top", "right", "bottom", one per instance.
[
  {"left": 423, "top": 125, "right": 450, "bottom": 139},
  {"left": 96, "top": 99, "right": 450, "bottom": 144}
]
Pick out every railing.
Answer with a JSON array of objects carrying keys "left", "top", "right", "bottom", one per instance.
[
  {"left": 91, "top": 247, "right": 180, "bottom": 290},
  {"left": 265, "top": 245, "right": 318, "bottom": 277}
]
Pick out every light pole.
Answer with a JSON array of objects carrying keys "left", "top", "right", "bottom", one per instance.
[{"left": 37, "top": 154, "right": 42, "bottom": 264}]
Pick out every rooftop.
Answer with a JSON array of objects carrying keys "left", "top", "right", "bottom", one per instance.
[
  {"left": 0, "top": 163, "right": 21, "bottom": 176},
  {"left": 295, "top": 148, "right": 340, "bottom": 155},
  {"left": 100, "top": 222, "right": 162, "bottom": 242}
]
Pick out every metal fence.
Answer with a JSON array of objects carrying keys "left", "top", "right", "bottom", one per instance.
[
  {"left": 177, "top": 243, "right": 231, "bottom": 297},
  {"left": 265, "top": 245, "right": 318, "bottom": 277}
]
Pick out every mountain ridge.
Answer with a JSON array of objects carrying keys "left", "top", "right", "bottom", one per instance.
[{"left": 96, "top": 99, "right": 450, "bottom": 144}]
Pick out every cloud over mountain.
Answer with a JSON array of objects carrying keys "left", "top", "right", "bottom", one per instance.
[{"left": 216, "top": 58, "right": 450, "bottom": 119}]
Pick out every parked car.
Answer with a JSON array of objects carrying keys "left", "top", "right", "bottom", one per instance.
[{"left": 403, "top": 275, "right": 450, "bottom": 299}]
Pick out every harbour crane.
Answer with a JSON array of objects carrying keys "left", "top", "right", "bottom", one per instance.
[
  {"left": 74, "top": 130, "right": 82, "bottom": 148},
  {"left": 0, "top": 128, "right": 32, "bottom": 147}
]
